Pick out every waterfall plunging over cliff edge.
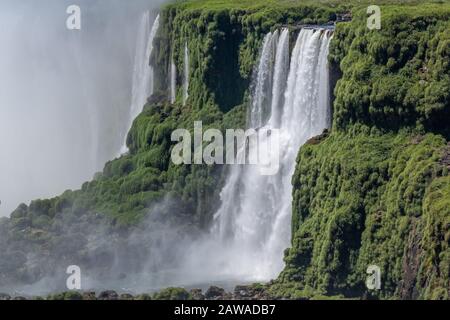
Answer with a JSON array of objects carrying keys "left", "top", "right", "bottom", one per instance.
[
  {"left": 74, "top": 28, "right": 334, "bottom": 291},
  {"left": 121, "top": 12, "right": 160, "bottom": 154},
  {"left": 170, "top": 55, "right": 177, "bottom": 104},
  {"left": 202, "top": 28, "right": 333, "bottom": 282}
]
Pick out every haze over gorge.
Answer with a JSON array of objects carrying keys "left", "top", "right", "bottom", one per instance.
[{"left": 0, "top": 0, "right": 448, "bottom": 300}]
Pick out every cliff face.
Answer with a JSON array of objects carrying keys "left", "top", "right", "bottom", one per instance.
[
  {"left": 276, "top": 4, "right": 449, "bottom": 299},
  {"left": 0, "top": 0, "right": 448, "bottom": 299},
  {"left": 0, "top": 0, "right": 337, "bottom": 290}
]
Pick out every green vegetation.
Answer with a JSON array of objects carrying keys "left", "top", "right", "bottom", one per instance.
[
  {"left": 0, "top": 0, "right": 448, "bottom": 299},
  {"left": 172, "top": 0, "right": 443, "bottom": 11},
  {"left": 2, "top": 0, "right": 318, "bottom": 288},
  {"left": 272, "top": 1, "right": 449, "bottom": 299},
  {"left": 46, "top": 291, "right": 83, "bottom": 300},
  {"left": 330, "top": 3, "right": 450, "bottom": 138},
  {"left": 152, "top": 287, "right": 191, "bottom": 300},
  {"left": 276, "top": 130, "right": 448, "bottom": 299},
  {"left": 158, "top": 0, "right": 340, "bottom": 112},
  {"left": 1, "top": 0, "right": 340, "bottom": 229}
]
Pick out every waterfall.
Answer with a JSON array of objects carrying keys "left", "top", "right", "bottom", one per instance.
[
  {"left": 170, "top": 56, "right": 177, "bottom": 104},
  {"left": 249, "top": 30, "right": 279, "bottom": 128},
  {"left": 121, "top": 13, "right": 160, "bottom": 154},
  {"left": 270, "top": 29, "right": 290, "bottom": 128},
  {"left": 183, "top": 43, "right": 190, "bottom": 106},
  {"left": 211, "top": 28, "right": 333, "bottom": 281},
  {"left": 0, "top": 3, "right": 162, "bottom": 217}
]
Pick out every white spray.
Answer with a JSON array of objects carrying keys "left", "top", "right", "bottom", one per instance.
[
  {"left": 0, "top": 2, "right": 163, "bottom": 217},
  {"left": 154, "top": 28, "right": 333, "bottom": 288},
  {"left": 121, "top": 13, "right": 160, "bottom": 154},
  {"left": 209, "top": 28, "right": 333, "bottom": 281}
]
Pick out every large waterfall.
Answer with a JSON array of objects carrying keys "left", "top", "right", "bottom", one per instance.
[
  {"left": 0, "top": 2, "right": 162, "bottom": 217},
  {"left": 210, "top": 28, "right": 333, "bottom": 281},
  {"left": 121, "top": 13, "right": 160, "bottom": 153}
]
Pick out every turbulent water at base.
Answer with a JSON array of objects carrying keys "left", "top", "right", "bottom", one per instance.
[
  {"left": 207, "top": 28, "right": 333, "bottom": 281},
  {"left": 121, "top": 13, "right": 160, "bottom": 154},
  {"left": 0, "top": 26, "right": 334, "bottom": 295},
  {"left": 183, "top": 43, "right": 190, "bottom": 106},
  {"left": 108, "top": 27, "right": 334, "bottom": 291}
]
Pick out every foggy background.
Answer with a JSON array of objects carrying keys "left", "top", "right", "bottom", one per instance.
[{"left": 0, "top": 0, "right": 165, "bottom": 216}]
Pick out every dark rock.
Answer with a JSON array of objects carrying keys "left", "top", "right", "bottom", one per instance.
[
  {"left": 336, "top": 12, "right": 352, "bottom": 22},
  {"left": 205, "top": 286, "right": 225, "bottom": 300},
  {"left": 0, "top": 293, "right": 11, "bottom": 300},
  {"left": 234, "top": 285, "right": 271, "bottom": 300},
  {"left": 82, "top": 291, "right": 97, "bottom": 300},
  {"left": 98, "top": 290, "right": 119, "bottom": 300},
  {"left": 305, "top": 129, "right": 329, "bottom": 145},
  {"left": 234, "top": 285, "right": 255, "bottom": 299},
  {"left": 440, "top": 142, "right": 450, "bottom": 169},
  {"left": 189, "top": 289, "right": 205, "bottom": 300},
  {"left": 13, "top": 296, "right": 27, "bottom": 300},
  {"left": 223, "top": 292, "right": 233, "bottom": 300}
]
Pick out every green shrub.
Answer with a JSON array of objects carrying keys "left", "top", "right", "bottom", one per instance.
[{"left": 153, "top": 287, "right": 191, "bottom": 300}]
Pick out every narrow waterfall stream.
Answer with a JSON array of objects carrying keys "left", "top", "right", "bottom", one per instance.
[
  {"left": 120, "top": 12, "right": 160, "bottom": 154},
  {"left": 170, "top": 56, "right": 177, "bottom": 104},
  {"left": 183, "top": 43, "right": 190, "bottom": 106}
]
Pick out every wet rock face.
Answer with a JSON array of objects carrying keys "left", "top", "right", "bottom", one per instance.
[
  {"left": 205, "top": 286, "right": 226, "bottom": 300},
  {"left": 234, "top": 285, "right": 271, "bottom": 300},
  {"left": 234, "top": 286, "right": 261, "bottom": 299},
  {"left": 189, "top": 288, "right": 205, "bottom": 300}
]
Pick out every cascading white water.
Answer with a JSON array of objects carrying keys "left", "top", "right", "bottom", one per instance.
[
  {"left": 270, "top": 29, "right": 290, "bottom": 128},
  {"left": 0, "top": 2, "right": 163, "bottom": 217},
  {"left": 170, "top": 56, "right": 177, "bottom": 104},
  {"left": 120, "top": 12, "right": 160, "bottom": 154},
  {"left": 250, "top": 30, "right": 279, "bottom": 128},
  {"left": 210, "top": 28, "right": 333, "bottom": 281},
  {"left": 183, "top": 43, "right": 190, "bottom": 106}
]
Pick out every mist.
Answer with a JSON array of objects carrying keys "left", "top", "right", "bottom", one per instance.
[
  {"left": 0, "top": 0, "right": 232, "bottom": 296},
  {"left": 0, "top": 195, "right": 251, "bottom": 296},
  {"left": 0, "top": 0, "right": 165, "bottom": 216},
  {"left": 0, "top": 0, "right": 328, "bottom": 297}
]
